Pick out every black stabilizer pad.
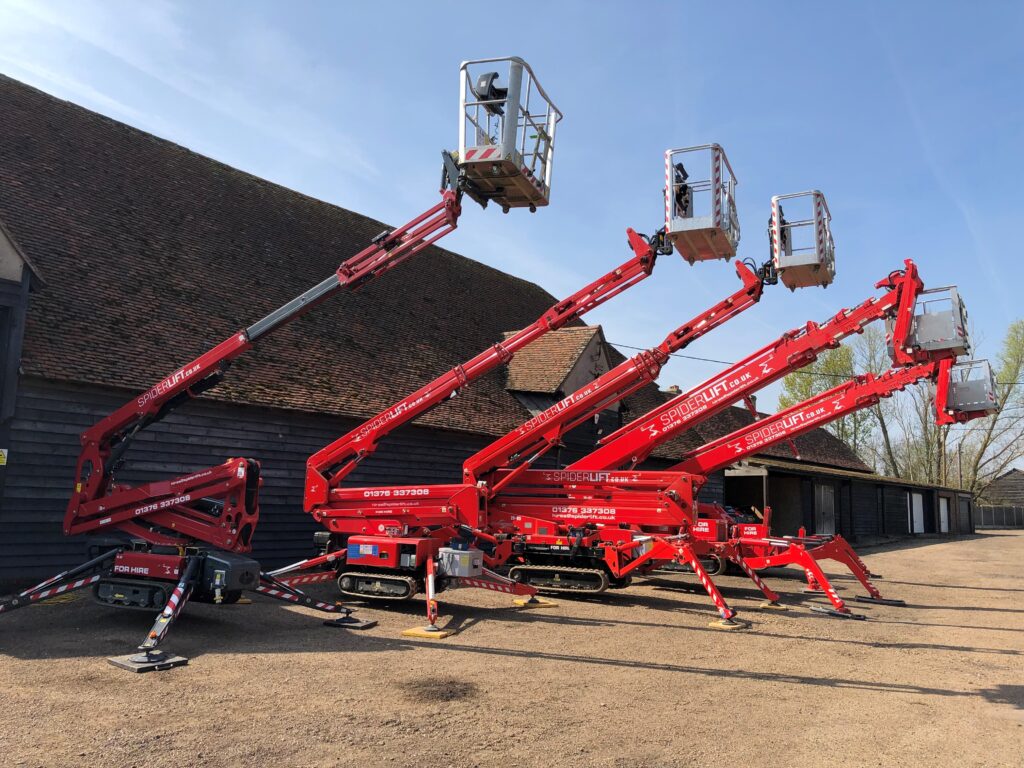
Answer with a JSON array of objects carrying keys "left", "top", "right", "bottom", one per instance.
[
  {"left": 854, "top": 596, "right": 906, "bottom": 606},
  {"left": 107, "top": 653, "right": 189, "bottom": 673},
  {"left": 808, "top": 605, "right": 867, "bottom": 620},
  {"left": 323, "top": 617, "right": 377, "bottom": 630}
]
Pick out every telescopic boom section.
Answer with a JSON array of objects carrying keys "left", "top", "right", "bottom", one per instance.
[
  {"left": 461, "top": 260, "right": 764, "bottom": 494},
  {"left": 568, "top": 260, "right": 925, "bottom": 472},
  {"left": 672, "top": 359, "right": 952, "bottom": 477},
  {"left": 302, "top": 228, "right": 659, "bottom": 512},
  {"left": 64, "top": 190, "right": 462, "bottom": 544}
]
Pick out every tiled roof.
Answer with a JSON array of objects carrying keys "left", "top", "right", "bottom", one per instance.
[
  {"left": 749, "top": 457, "right": 961, "bottom": 491},
  {"left": 0, "top": 74, "right": 558, "bottom": 437},
  {"left": 505, "top": 325, "right": 598, "bottom": 394}
]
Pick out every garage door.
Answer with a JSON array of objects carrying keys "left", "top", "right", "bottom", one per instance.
[
  {"left": 908, "top": 492, "right": 925, "bottom": 533},
  {"left": 815, "top": 483, "right": 836, "bottom": 535}
]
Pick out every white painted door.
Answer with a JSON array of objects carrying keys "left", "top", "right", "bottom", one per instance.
[
  {"left": 939, "top": 497, "right": 950, "bottom": 533},
  {"left": 908, "top": 492, "right": 925, "bottom": 533}
]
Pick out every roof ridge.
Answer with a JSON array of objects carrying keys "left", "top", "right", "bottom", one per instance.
[{"left": 0, "top": 73, "right": 560, "bottom": 300}]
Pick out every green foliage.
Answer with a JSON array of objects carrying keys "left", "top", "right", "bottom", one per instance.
[{"left": 777, "top": 345, "right": 873, "bottom": 454}]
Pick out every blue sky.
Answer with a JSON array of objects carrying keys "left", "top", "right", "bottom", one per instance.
[{"left": 1, "top": 1, "right": 1021, "bottom": 410}]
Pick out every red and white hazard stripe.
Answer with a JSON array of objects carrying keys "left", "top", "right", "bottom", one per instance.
[
  {"left": 278, "top": 572, "right": 336, "bottom": 587},
  {"left": 664, "top": 150, "right": 673, "bottom": 231},
  {"left": 712, "top": 151, "right": 722, "bottom": 228},
  {"left": 38, "top": 574, "right": 101, "bottom": 600},
  {"left": 161, "top": 581, "right": 189, "bottom": 618},
  {"left": 255, "top": 584, "right": 340, "bottom": 612},
  {"left": 0, "top": 574, "right": 102, "bottom": 613},
  {"left": 452, "top": 577, "right": 516, "bottom": 594},
  {"left": 686, "top": 550, "right": 735, "bottom": 620},
  {"left": 463, "top": 147, "right": 499, "bottom": 161}
]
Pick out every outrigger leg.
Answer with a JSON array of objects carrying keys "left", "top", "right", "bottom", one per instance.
[
  {"left": 802, "top": 538, "right": 903, "bottom": 606},
  {"left": 727, "top": 549, "right": 787, "bottom": 610},
  {"left": 0, "top": 548, "right": 118, "bottom": 616},
  {"left": 678, "top": 543, "right": 748, "bottom": 630},
  {"left": 258, "top": 572, "right": 377, "bottom": 630},
  {"left": 108, "top": 555, "right": 202, "bottom": 672},
  {"left": 402, "top": 556, "right": 451, "bottom": 639},
  {"left": 799, "top": 555, "right": 865, "bottom": 620}
]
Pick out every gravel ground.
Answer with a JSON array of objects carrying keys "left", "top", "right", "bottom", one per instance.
[{"left": 1, "top": 531, "right": 1022, "bottom": 768}]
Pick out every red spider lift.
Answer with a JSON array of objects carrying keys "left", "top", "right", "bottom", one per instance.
[
  {"left": 282, "top": 155, "right": 833, "bottom": 635},
  {"left": 480, "top": 267, "right": 993, "bottom": 624},
  {"left": 0, "top": 57, "right": 562, "bottom": 670},
  {"left": 668, "top": 355, "right": 996, "bottom": 618},
  {"left": 277, "top": 224, "right": 759, "bottom": 636}
]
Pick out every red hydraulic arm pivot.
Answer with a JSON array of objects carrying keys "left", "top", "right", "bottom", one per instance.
[
  {"left": 569, "top": 261, "right": 925, "bottom": 472},
  {"left": 65, "top": 189, "right": 462, "bottom": 550},
  {"left": 461, "top": 259, "right": 764, "bottom": 495},
  {"left": 302, "top": 228, "right": 661, "bottom": 513}
]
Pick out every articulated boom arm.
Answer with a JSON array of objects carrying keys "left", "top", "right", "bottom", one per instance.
[
  {"left": 569, "top": 260, "right": 925, "bottom": 471},
  {"left": 461, "top": 260, "right": 764, "bottom": 494},
  {"left": 303, "top": 228, "right": 660, "bottom": 511},
  {"left": 674, "top": 358, "right": 961, "bottom": 476},
  {"left": 65, "top": 190, "right": 463, "bottom": 546}
]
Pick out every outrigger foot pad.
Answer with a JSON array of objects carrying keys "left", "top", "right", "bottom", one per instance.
[
  {"left": 708, "top": 618, "right": 749, "bottom": 631},
  {"left": 853, "top": 596, "right": 905, "bottom": 606},
  {"left": 802, "top": 588, "right": 831, "bottom": 595},
  {"left": 401, "top": 625, "right": 452, "bottom": 639},
  {"left": 107, "top": 649, "right": 188, "bottom": 673},
  {"left": 512, "top": 597, "right": 556, "bottom": 608},
  {"left": 323, "top": 616, "right": 378, "bottom": 630},
  {"left": 759, "top": 601, "right": 788, "bottom": 611},
  {"left": 809, "top": 605, "right": 866, "bottom": 620}
]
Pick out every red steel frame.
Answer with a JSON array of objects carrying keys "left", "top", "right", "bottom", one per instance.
[
  {"left": 276, "top": 234, "right": 769, "bottom": 625},
  {"left": 481, "top": 249, "right": 990, "bottom": 619},
  {"left": 303, "top": 228, "right": 661, "bottom": 512},
  {"left": 310, "top": 259, "right": 968, "bottom": 626},
  {"left": 2, "top": 188, "right": 468, "bottom": 654},
  {"left": 569, "top": 260, "right": 926, "bottom": 472},
  {"left": 483, "top": 357, "right": 982, "bottom": 621},
  {"left": 479, "top": 262, "right": 933, "bottom": 619},
  {"left": 66, "top": 190, "right": 461, "bottom": 551},
  {"left": 281, "top": 261, "right": 930, "bottom": 625}
]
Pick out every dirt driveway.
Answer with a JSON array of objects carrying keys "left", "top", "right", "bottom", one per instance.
[{"left": 1, "top": 531, "right": 1022, "bottom": 768}]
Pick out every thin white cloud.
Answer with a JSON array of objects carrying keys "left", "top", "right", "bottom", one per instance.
[{"left": 4, "top": 0, "right": 378, "bottom": 179}]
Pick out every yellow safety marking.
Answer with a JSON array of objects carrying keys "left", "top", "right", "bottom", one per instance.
[{"left": 34, "top": 593, "right": 79, "bottom": 606}]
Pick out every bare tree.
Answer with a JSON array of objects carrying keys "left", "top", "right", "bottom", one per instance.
[
  {"left": 959, "top": 320, "right": 1024, "bottom": 495},
  {"left": 778, "top": 321, "right": 1024, "bottom": 491}
]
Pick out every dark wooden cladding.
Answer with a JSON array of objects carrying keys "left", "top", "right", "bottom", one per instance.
[
  {"left": 851, "top": 481, "right": 880, "bottom": 539},
  {"left": 0, "top": 377, "right": 498, "bottom": 581}
]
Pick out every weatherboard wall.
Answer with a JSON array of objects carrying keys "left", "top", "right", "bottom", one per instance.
[{"left": 0, "top": 377, "right": 499, "bottom": 582}]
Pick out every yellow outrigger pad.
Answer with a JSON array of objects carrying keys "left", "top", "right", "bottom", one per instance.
[
  {"left": 512, "top": 597, "right": 557, "bottom": 608},
  {"left": 401, "top": 626, "right": 453, "bottom": 639},
  {"left": 708, "top": 618, "right": 749, "bottom": 631},
  {"left": 759, "top": 601, "right": 788, "bottom": 611}
]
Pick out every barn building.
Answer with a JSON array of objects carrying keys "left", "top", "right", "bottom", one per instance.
[{"left": 0, "top": 76, "right": 971, "bottom": 585}]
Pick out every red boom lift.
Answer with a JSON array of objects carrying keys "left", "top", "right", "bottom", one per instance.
[
  {"left": 480, "top": 268, "right": 995, "bottom": 624},
  {"left": 281, "top": 151, "right": 839, "bottom": 635},
  {"left": 0, "top": 57, "right": 562, "bottom": 669}
]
